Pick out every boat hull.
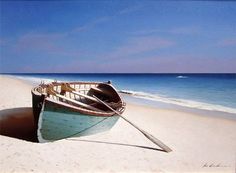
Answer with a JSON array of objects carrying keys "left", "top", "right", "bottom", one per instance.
[
  {"left": 38, "top": 99, "right": 120, "bottom": 142},
  {"left": 31, "top": 91, "right": 45, "bottom": 126}
]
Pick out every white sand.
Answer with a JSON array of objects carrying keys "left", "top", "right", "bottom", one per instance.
[{"left": 0, "top": 75, "right": 236, "bottom": 173}]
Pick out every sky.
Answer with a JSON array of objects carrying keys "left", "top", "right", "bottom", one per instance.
[{"left": 0, "top": 1, "right": 236, "bottom": 73}]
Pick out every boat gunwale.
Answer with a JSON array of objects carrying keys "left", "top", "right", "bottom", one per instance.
[{"left": 31, "top": 81, "right": 126, "bottom": 117}]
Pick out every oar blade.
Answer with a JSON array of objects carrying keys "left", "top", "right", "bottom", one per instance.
[
  {"left": 142, "top": 130, "right": 172, "bottom": 153},
  {"left": 93, "top": 95, "right": 172, "bottom": 153}
]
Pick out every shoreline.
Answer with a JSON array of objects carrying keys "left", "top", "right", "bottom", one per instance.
[
  {"left": 123, "top": 94, "right": 236, "bottom": 121},
  {"left": 0, "top": 75, "right": 236, "bottom": 173},
  {"left": 3, "top": 74, "right": 236, "bottom": 119}
]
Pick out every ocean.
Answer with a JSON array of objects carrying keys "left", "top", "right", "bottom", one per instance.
[{"left": 8, "top": 73, "right": 236, "bottom": 115}]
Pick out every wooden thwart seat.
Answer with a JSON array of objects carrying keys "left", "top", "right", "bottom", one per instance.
[
  {"left": 46, "top": 84, "right": 103, "bottom": 112},
  {"left": 61, "top": 83, "right": 101, "bottom": 104},
  {"left": 47, "top": 83, "right": 120, "bottom": 112},
  {"left": 61, "top": 83, "right": 118, "bottom": 107}
]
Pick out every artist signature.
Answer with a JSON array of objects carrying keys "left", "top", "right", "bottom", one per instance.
[{"left": 202, "top": 163, "right": 229, "bottom": 168}]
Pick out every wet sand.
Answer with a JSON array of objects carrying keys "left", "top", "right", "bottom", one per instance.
[{"left": 0, "top": 75, "right": 236, "bottom": 173}]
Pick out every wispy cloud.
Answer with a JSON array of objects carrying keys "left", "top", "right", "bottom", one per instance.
[
  {"left": 90, "top": 54, "right": 236, "bottom": 73},
  {"left": 12, "top": 32, "right": 82, "bottom": 58},
  {"left": 73, "top": 16, "right": 110, "bottom": 33},
  {"left": 218, "top": 38, "right": 236, "bottom": 47},
  {"left": 73, "top": 5, "right": 143, "bottom": 33},
  {"left": 132, "top": 26, "right": 201, "bottom": 36},
  {"left": 57, "top": 52, "right": 235, "bottom": 73},
  {"left": 131, "top": 29, "right": 162, "bottom": 35},
  {"left": 53, "top": 35, "right": 175, "bottom": 72},
  {"left": 169, "top": 26, "right": 201, "bottom": 35},
  {"left": 0, "top": 38, "right": 9, "bottom": 47},
  {"left": 0, "top": 39, "right": 4, "bottom": 46},
  {"left": 118, "top": 4, "right": 143, "bottom": 15},
  {"left": 14, "top": 32, "right": 63, "bottom": 53},
  {"left": 105, "top": 36, "right": 175, "bottom": 59}
]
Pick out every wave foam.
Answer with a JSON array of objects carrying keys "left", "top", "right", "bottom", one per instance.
[
  {"left": 120, "top": 90, "right": 236, "bottom": 114},
  {"left": 14, "top": 75, "right": 59, "bottom": 84}
]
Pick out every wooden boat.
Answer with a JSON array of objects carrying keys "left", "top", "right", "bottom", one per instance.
[{"left": 31, "top": 81, "right": 126, "bottom": 142}]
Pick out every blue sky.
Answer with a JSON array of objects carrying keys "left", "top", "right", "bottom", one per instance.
[{"left": 0, "top": 1, "right": 236, "bottom": 73}]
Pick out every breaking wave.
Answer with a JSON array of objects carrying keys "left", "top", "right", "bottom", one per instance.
[{"left": 120, "top": 90, "right": 236, "bottom": 114}]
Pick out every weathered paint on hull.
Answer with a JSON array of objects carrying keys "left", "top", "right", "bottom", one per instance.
[{"left": 38, "top": 102, "right": 120, "bottom": 143}]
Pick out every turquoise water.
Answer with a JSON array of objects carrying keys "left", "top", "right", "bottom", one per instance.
[{"left": 8, "top": 73, "right": 236, "bottom": 114}]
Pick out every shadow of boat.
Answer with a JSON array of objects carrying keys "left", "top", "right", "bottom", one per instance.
[
  {"left": 0, "top": 108, "right": 166, "bottom": 152},
  {"left": 0, "top": 107, "right": 38, "bottom": 142},
  {"left": 0, "top": 106, "right": 120, "bottom": 144}
]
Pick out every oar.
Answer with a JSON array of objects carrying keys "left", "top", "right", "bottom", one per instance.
[
  {"left": 55, "top": 94, "right": 102, "bottom": 112},
  {"left": 93, "top": 95, "right": 172, "bottom": 153},
  {"left": 61, "top": 83, "right": 101, "bottom": 104}
]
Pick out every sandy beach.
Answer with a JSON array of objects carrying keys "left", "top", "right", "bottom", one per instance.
[{"left": 0, "top": 75, "right": 236, "bottom": 173}]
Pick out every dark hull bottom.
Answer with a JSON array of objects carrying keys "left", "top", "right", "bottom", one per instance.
[{"left": 38, "top": 101, "right": 119, "bottom": 143}]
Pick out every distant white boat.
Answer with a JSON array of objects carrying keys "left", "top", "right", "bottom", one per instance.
[{"left": 176, "top": 75, "right": 188, "bottom": 79}]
